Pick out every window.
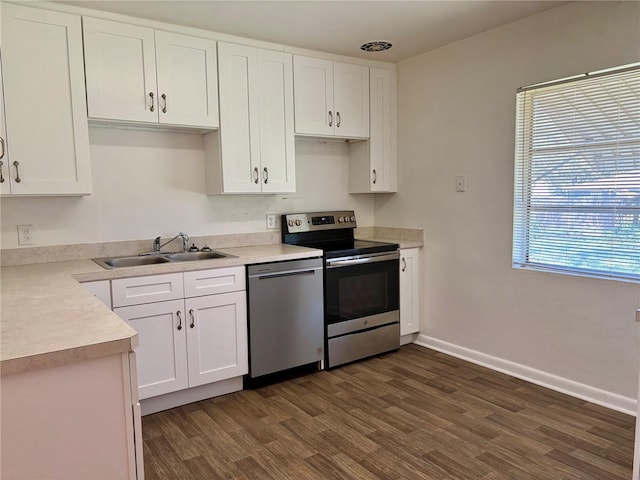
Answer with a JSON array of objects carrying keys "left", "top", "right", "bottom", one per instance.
[{"left": 513, "top": 65, "right": 640, "bottom": 282}]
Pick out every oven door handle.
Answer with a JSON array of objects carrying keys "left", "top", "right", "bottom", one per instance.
[{"left": 326, "top": 252, "right": 399, "bottom": 268}]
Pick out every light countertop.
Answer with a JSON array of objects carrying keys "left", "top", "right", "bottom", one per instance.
[{"left": 1, "top": 244, "right": 322, "bottom": 376}]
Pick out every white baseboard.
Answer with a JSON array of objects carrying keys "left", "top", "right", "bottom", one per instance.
[
  {"left": 414, "top": 334, "right": 636, "bottom": 416},
  {"left": 140, "top": 377, "right": 243, "bottom": 415}
]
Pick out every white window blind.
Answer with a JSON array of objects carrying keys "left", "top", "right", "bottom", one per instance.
[{"left": 513, "top": 65, "right": 640, "bottom": 282}]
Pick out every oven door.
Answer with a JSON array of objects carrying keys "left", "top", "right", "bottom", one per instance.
[{"left": 325, "top": 251, "right": 400, "bottom": 326}]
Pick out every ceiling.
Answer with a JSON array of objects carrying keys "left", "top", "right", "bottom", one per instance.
[{"left": 57, "top": 1, "right": 567, "bottom": 63}]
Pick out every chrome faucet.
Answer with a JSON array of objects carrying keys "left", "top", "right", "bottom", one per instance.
[{"left": 153, "top": 232, "right": 189, "bottom": 253}]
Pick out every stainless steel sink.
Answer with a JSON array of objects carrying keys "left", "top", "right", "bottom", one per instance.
[
  {"left": 93, "top": 250, "right": 234, "bottom": 269},
  {"left": 164, "top": 251, "right": 230, "bottom": 262},
  {"left": 95, "top": 255, "right": 171, "bottom": 269}
]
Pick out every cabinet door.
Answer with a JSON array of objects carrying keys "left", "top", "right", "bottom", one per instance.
[
  {"left": 369, "top": 68, "right": 397, "bottom": 192},
  {"left": 400, "top": 248, "right": 421, "bottom": 336},
  {"left": 217, "top": 42, "right": 261, "bottom": 193},
  {"left": 0, "top": 55, "right": 10, "bottom": 196},
  {"left": 293, "top": 55, "right": 334, "bottom": 136},
  {"left": 2, "top": 4, "right": 91, "bottom": 195},
  {"left": 83, "top": 17, "right": 157, "bottom": 123},
  {"left": 155, "top": 31, "right": 219, "bottom": 128},
  {"left": 333, "top": 62, "right": 369, "bottom": 139},
  {"left": 115, "top": 299, "right": 188, "bottom": 399},
  {"left": 257, "top": 49, "right": 295, "bottom": 193},
  {"left": 185, "top": 292, "right": 248, "bottom": 387}
]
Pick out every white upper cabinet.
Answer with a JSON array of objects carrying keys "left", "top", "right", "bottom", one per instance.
[
  {"left": 154, "top": 31, "right": 219, "bottom": 127},
  {"left": 257, "top": 49, "right": 295, "bottom": 193},
  {"left": 83, "top": 17, "right": 219, "bottom": 129},
  {"left": 293, "top": 57, "right": 334, "bottom": 137},
  {"left": 349, "top": 68, "right": 397, "bottom": 193},
  {"left": 333, "top": 62, "right": 370, "bottom": 138},
  {"left": 1, "top": 4, "right": 92, "bottom": 196},
  {"left": 209, "top": 42, "right": 294, "bottom": 194},
  {"left": 293, "top": 55, "right": 369, "bottom": 139}
]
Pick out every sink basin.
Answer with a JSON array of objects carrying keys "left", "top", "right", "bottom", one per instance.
[
  {"left": 94, "top": 255, "right": 171, "bottom": 269},
  {"left": 93, "top": 250, "right": 234, "bottom": 269},
  {"left": 164, "top": 251, "right": 231, "bottom": 262}
]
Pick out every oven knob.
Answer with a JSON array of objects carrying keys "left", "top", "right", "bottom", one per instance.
[
  {"left": 295, "top": 219, "right": 302, "bottom": 226},
  {"left": 288, "top": 219, "right": 294, "bottom": 227},
  {"left": 338, "top": 216, "right": 344, "bottom": 223},
  {"left": 350, "top": 215, "right": 355, "bottom": 222}
]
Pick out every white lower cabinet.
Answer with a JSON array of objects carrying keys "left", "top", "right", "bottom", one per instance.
[
  {"left": 115, "top": 299, "right": 188, "bottom": 400},
  {"left": 186, "top": 291, "right": 247, "bottom": 387},
  {"left": 400, "top": 248, "right": 421, "bottom": 336},
  {"left": 112, "top": 267, "right": 248, "bottom": 400}
]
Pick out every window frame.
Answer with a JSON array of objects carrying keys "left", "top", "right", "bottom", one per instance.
[{"left": 512, "top": 64, "right": 640, "bottom": 284}]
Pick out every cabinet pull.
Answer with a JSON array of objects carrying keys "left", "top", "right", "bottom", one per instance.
[
  {"left": 13, "top": 161, "right": 21, "bottom": 183},
  {"left": 149, "top": 92, "right": 155, "bottom": 112},
  {"left": 161, "top": 93, "right": 167, "bottom": 113},
  {"left": 336, "top": 111, "right": 341, "bottom": 128},
  {"left": 263, "top": 167, "right": 269, "bottom": 184},
  {"left": 189, "top": 309, "right": 195, "bottom": 329},
  {"left": 372, "top": 169, "right": 377, "bottom": 184},
  {"left": 176, "top": 310, "right": 183, "bottom": 330},
  {"left": 402, "top": 257, "right": 407, "bottom": 272},
  {"left": 328, "top": 110, "right": 333, "bottom": 127},
  {"left": 0, "top": 137, "right": 5, "bottom": 160},
  {"left": 253, "top": 167, "right": 259, "bottom": 184},
  {"left": 0, "top": 161, "right": 4, "bottom": 184}
]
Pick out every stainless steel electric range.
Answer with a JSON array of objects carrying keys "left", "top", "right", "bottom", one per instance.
[{"left": 282, "top": 210, "right": 400, "bottom": 368}]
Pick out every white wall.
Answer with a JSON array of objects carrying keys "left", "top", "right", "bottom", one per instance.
[
  {"left": 0, "top": 129, "right": 373, "bottom": 248},
  {"left": 375, "top": 1, "right": 640, "bottom": 400}
]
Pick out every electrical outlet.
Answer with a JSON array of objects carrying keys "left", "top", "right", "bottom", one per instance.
[
  {"left": 266, "top": 213, "right": 279, "bottom": 230},
  {"left": 17, "top": 224, "right": 34, "bottom": 245},
  {"left": 456, "top": 175, "right": 466, "bottom": 192}
]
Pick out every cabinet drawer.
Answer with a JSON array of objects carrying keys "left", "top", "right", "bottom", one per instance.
[
  {"left": 112, "top": 273, "right": 184, "bottom": 307},
  {"left": 184, "top": 267, "right": 245, "bottom": 298}
]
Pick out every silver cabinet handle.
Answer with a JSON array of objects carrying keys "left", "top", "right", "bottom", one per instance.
[
  {"left": 328, "top": 110, "right": 333, "bottom": 127},
  {"left": 149, "top": 92, "right": 155, "bottom": 112},
  {"left": 0, "top": 161, "right": 4, "bottom": 184},
  {"left": 176, "top": 310, "right": 182, "bottom": 330},
  {"left": 0, "top": 137, "right": 5, "bottom": 160},
  {"left": 13, "top": 161, "right": 20, "bottom": 183},
  {"left": 253, "top": 166, "right": 259, "bottom": 184},
  {"left": 636, "top": 309, "right": 640, "bottom": 323},
  {"left": 263, "top": 167, "right": 269, "bottom": 184},
  {"left": 372, "top": 169, "right": 377, "bottom": 184},
  {"left": 161, "top": 93, "right": 167, "bottom": 113},
  {"left": 189, "top": 309, "right": 195, "bottom": 329},
  {"left": 336, "top": 111, "right": 341, "bottom": 128},
  {"left": 402, "top": 257, "right": 407, "bottom": 272}
]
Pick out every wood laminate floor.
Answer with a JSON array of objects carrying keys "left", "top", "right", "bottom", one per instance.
[{"left": 142, "top": 344, "right": 635, "bottom": 479}]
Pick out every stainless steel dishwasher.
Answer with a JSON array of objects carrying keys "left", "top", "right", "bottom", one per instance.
[{"left": 247, "top": 257, "right": 324, "bottom": 379}]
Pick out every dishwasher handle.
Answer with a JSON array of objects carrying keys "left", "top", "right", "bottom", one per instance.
[{"left": 252, "top": 267, "right": 321, "bottom": 280}]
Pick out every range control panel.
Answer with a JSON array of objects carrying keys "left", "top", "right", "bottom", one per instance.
[{"left": 283, "top": 211, "right": 356, "bottom": 233}]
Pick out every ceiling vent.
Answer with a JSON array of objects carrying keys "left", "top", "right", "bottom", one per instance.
[{"left": 360, "top": 41, "right": 393, "bottom": 52}]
